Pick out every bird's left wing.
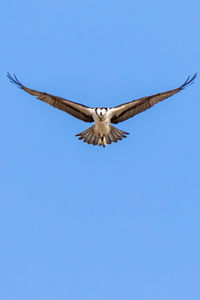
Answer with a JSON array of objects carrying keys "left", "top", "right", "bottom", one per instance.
[
  {"left": 110, "top": 74, "right": 197, "bottom": 124},
  {"left": 7, "top": 73, "right": 94, "bottom": 123}
]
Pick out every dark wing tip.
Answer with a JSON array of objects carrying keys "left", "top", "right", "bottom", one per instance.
[
  {"left": 7, "top": 72, "right": 23, "bottom": 88},
  {"left": 181, "top": 73, "right": 197, "bottom": 89}
]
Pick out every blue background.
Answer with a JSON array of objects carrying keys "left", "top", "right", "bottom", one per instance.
[{"left": 1, "top": 0, "right": 200, "bottom": 299}]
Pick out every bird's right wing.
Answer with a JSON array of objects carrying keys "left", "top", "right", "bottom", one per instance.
[{"left": 7, "top": 73, "right": 94, "bottom": 123}]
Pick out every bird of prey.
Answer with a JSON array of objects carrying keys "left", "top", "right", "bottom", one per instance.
[{"left": 7, "top": 73, "right": 196, "bottom": 147}]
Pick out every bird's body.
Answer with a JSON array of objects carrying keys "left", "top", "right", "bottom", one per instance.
[
  {"left": 75, "top": 107, "right": 129, "bottom": 147},
  {"left": 7, "top": 73, "right": 197, "bottom": 147},
  {"left": 92, "top": 108, "right": 111, "bottom": 137}
]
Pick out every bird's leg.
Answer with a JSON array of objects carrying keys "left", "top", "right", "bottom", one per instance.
[
  {"left": 102, "top": 136, "right": 107, "bottom": 147},
  {"left": 98, "top": 133, "right": 102, "bottom": 146}
]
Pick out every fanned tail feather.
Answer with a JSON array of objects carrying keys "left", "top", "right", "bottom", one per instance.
[
  {"left": 110, "top": 126, "right": 129, "bottom": 142},
  {"left": 76, "top": 126, "right": 96, "bottom": 145},
  {"left": 75, "top": 125, "right": 129, "bottom": 147}
]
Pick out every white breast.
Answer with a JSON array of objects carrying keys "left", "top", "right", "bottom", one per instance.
[{"left": 92, "top": 109, "right": 112, "bottom": 137}]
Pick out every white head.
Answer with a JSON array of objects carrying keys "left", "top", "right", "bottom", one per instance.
[{"left": 96, "top": 108, "right": 107, "bottom": 120}]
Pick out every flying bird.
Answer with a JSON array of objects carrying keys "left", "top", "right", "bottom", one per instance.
[{"left": 7, "top": 73, "right": 197, "bottom": 147}]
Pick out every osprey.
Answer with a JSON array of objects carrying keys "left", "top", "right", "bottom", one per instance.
[{"left": 7, "top": 73, "right": 196, "bottom": 147}]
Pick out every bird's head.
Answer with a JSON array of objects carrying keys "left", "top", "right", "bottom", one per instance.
[{"left": 96, "top": 108, "right": 107, "bottom": 121}]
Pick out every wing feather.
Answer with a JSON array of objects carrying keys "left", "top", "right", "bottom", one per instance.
[
  {"left": 110, "top": 74, "right": 197, "bottom": 124},
  {"left": 7, "top": 73, "right": 93, "bottom": 123}
]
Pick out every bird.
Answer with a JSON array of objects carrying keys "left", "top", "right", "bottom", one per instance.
[{"left": 7, "top": 73, "right": 197, "bottom": 147}]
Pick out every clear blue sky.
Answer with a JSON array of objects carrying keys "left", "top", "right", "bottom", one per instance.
[{"left": 1, "top": 0, "right": 200, "bottom": 299}]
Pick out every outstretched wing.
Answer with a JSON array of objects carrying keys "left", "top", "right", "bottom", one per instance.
[
  {"left": 7, "top": 73, "right": 94, "bottom": 123},
  {"left": 110, "top": 74, "right": 197, "bottom": 124}
]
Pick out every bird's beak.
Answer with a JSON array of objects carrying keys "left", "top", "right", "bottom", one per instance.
[{"left": 99, "top": 116, "right": 104, "bottom": 121}]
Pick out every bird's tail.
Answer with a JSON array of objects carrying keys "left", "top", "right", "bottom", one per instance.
[
  {"left": 75, "top": 125, "right": 129, "bottom": 147},
  {"left": 76, "top": 126, "right": 99, "bottom": 145},
  {"left": 106, "top": 126, "right": 129, "bottom": 145}
]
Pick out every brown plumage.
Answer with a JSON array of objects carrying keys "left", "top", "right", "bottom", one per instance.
[
  {"left": 7, "top": 73, "right": 93, "bottom": 123},
  {"left": 76, "top": 125, "right": 129, "bottom": 146},
  {"left": 7, "top": 72, "right": 197, "bottom": 147},
  {"left": 110, "top": 74, "right": 197, "bottom": 123}
]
